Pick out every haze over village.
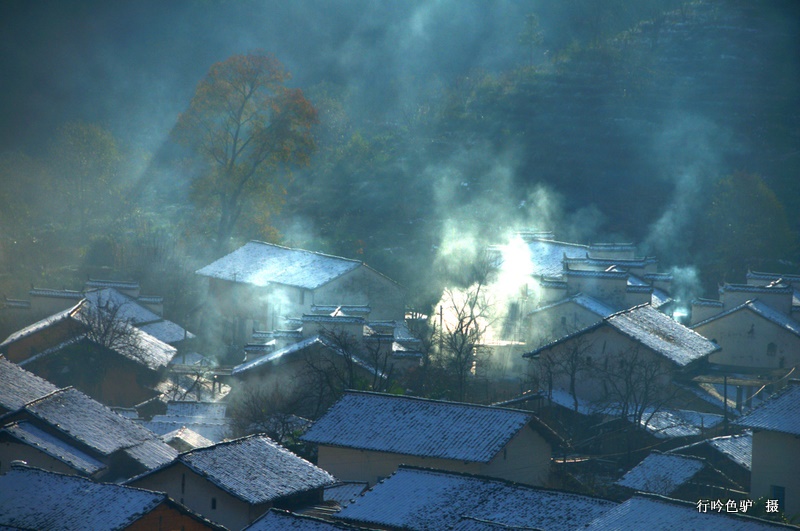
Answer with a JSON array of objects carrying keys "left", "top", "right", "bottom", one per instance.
[{"left": 0, "top": 1, "right": 799, "bottom": 530}]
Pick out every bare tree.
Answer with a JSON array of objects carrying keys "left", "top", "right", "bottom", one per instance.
[
  {"left": 434, "top": 283, "right": 493, "bottom": 402},
  {"left": 593, "top": 345, "right": 676, "bottom": 427},
  {"left": 227, "top": 379, "right": 306, "bottom": 443},
  {"left": 77, "top": 296, "right": 148, "bottom": 364},
  {"left": 538, "top": 335, "right": 595, "bottom": 412}
]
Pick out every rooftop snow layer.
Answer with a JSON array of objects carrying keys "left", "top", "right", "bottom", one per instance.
[
  {"left": 3, "top": 421, "right": 107, "bottom": 475},
  {"left": 673, "top": 432, "right": 752, "bottom": 471},
  {"left": 692, "top": 299, "right": 800, "bottom": 337},
  {"left": 177, "top": 434, "right": 335, "bottom": 504},
  {"left": 196, "top": 241, "right": 362, "bottom": 289},
  {"left": 0, "top": 465, "right": 165, "bottom": 531},
  {"left": 734, "top": 383, "right": 800, "bottom": 436},
  {"left": 301, "top": 391, "right": 535, "bottom": 463},
  {"left": 606, "top": 304, "right": 719, "bottom": 366},
  {"left": 616, "top": 452, "right": 705, "bottom": 495},
  {"left": 246, "top": 509, "right": 362, "bottom": 530},
  {"left": 0, "top": 356, "right": 58, "bottom": 412},
  {"left": 335, "top": 466, "right": 616, "bottom": 531}
]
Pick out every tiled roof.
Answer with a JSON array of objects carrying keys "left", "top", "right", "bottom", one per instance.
[
  {"left": 196, "top": 241, "right": 362, "bottom": 289},
  {"left": 672, "top": 432, "right": 752, "bottom": 471},
  {"left": 29, "top": 288, "right": 84, "bottom": 299},
  {"left": 2, "top": 421, "right": 106, "bottom": 475},
  {"left": 585, "top": 493, "right": 793, "bottom": 530},
  {"left": 82, "top": 288, "right": 160, "bottom": 325},
  {"left": 747, "top": 270, "right": 800, "bottom": 284},
  {"left": 0, "top": 356, "right": 58, "bottom": 412},
  {"left": 301, "top": 391, "right": 538, "bottom": 463},
  {"left": 138, "top": 320, "right": 194, "bottom": 344},
  {"left": 616, "top": 452, "right": 705, "bottom": 495},
  {"left": 606, "top": 304, "right": 719, "bottom": 366},
  {"left": 85, "top": 279, "right": 140, "bottom": 291},
  {"left": 232, "top": 336, "right": 382, "bottom": 379},
  {"left": 525, "top": 238, "right": 589, "bottom": 277},
  {"left": 0, "top": 465, "right": 165, "bottom": 531},
  {"left": 0, "top": 303, "right": 81, "bottom": 348},
  {"left": 734, "top": 383, "right": 800, "bottom": 436},
  {"left": 692, "top": 299, "right": 800, "bottom": 338},
  {"left": 175, "top": 434, "right": 335, "bottom": 504},
  {"left": 335, "top": 466, "right": 616, "bottom": 531},
  {"left": 529, "top": 294, "right": 616, "bottom": 319},
  {"left": 721, "top": 283, "right": 793, "bottom": 295},
  {"left": 301, "top": 314, "right": 365, "bottom": 325},
  {"left": 563, "top": 256, "right": 657, "bottom": 269},
  {"left": 246, "top": 509, "right": 363, "bottom": 530},
  {"left": 21, "top": 387, "right": 177, "bottom": 464},
  {"left": 564, "top": 267, "right": 628, "bottom": 280},
  {"left": 161, "top": 426, "right": 214, "bottom": 450},
  {"left": 526, "top": 304, "right": 719, "bottom": 366},
  {"left": 693, "top": 298, "right": 724, "bottom": 307},
  {"left": 637, "top": 408, "right": 724, "bottom": 439}
]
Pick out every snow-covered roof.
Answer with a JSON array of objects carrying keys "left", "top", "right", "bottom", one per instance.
[
  {"left": 2, "top": 421, "right": 107, "bottom": 475},
  {"left": 0, "top": 465, "right": 168, "bottom": 531},
  {"left": 85, "top": 279, "right": 140, "bottom": 291},
  {"left": 169, "top": 434, "right": 335, "bottom": 504},
  {"left": 335, "top": 466, "right": 616, "bottom": 531},
  {"left": 82, "top": 288, "right": 160, "bottom": 325},
  {"left": 734, "top": 383, "right": 800, "bottom": 436},
  {"left": 721, "top": 282, "right": 793, "bottom": 295},
  {"left": 246, "top": 509, "right": 362, "bottom": 530},
  {"left": 21, "top": 387, "right": 177, "bottom": 466},
  {"left": 138, "top": 319, "right": 194, "bottom": 344},
  {"left": 638, "top": 408, "right": 724, "bottom": 439},
  {"left": 526, "top": 238, "right": 589, "bottom": 277},
  {"left": 585, "top": 493, "right": 792, "bottom": 530},
  {"left": 161, "top": 426, "right": 215, "bottom": 450},
  {"left": 529, "top": 294, "right": 617, "bottom": 319},
  {"left": 166, "top": 401, "right": 227, "bottom": 418},
  {"left": 301, "top": 391, "right": 546, "bottom": 463},
  {"left": 606, "top": 304, "right": 719, "bottom": 366},
  {"left": 672, "top": 432, "right": 752, "bottom": 471},
  {"left": 143, "top": 416, "right": 230, "bottom": 444},
  {"left": 0, "top": 302, "right": 81, "bottom": 348},
  {"left": 29, "top": 288, "right": 84, "bottom": 299},
  {"left": 232, "top": 335, "right": 382, "bottom": 379},
  {"left": 526, "top": 304, "right": 719, "bottom": 367},
  {"left": 692, "top": 299, "right": 800, "bottom": 338},
  {"left": 0, "top": 356, "right": 58, "bottom": 412},
  {"left": 196, "top": 241, "right": 363, "bottom": 289},
  {"left": 616, "top": 452, "right": 705, "bottom": 495}
]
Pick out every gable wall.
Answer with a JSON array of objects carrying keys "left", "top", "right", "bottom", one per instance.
[
  {"left": 126, "top": 502, "right": 217, "bottom": 531},
  {"left": 694, "top": 310, "right": 800, "bottom": 369},
  {"left": 2, "top": 318, "right": 79, "bottom": 364},
  {"left": 129, "top": 461, "right": 270, "bottom": 530},
  {"left": 750, "top": 430, "right": 800, "bottom": 516},
  {"left": 0, "top": 439, "right": 91, "bottom": 477},
  {"left": 314, "top": 266, "right": 404, "bottom": 321},
  {"left": 527, "top": 303, "right": 605, "bottom": 350},
  {"left": 481, "top": 424, "right": 551, "bottom": 486}
]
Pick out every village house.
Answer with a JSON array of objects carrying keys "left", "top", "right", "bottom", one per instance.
[
  {"left": 692, "top": 299, "right": 800, "bottom": 370},
  {"left": 244, "top": 509, "right": 364, "bottom": 531},
  {"left": 0, "top": 355, "right": 58, "bottom": 416},
  {"left": 0, "top": 463, "right": 224, "bottom": 531},
  {"left": 0, "top": 386, "right": 177, "bottom": 481},
  {"left": 195, "top": 241, "right": 405, "bottom": 348},
  {"left": 671, "top": 431, "right": 752, "bottom": 492},
  {"left": 524, "top": 304, "right": 720, "bottom": 409},
  {"left": 0, "top": 299, "right": 177, "bottom": 407},
  {"left": 332, "top": 465, "right": 618, "bottom": 531},
  {"left": 127, "top": 434, "right": 336, "bottom": 530},
  {"left": 734, "top": 381, "right": 800, "bottom": 517},
  {"left": 300, "top": 391, "right": 562, "bottom": 487}
]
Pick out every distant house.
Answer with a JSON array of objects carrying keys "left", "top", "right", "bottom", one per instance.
[
  {"left": 692, "top": 299, "right": 800, "bottom": 370},
  {"left": 301, "top": 391, "right": 561, "bottom": 486},
  {"left": 333, "top": 466, "right": 617, "bottom": 531},
  {"left": 527, "top": 293, "right": 617, "bottom": 351},
  {"left": 0, "top": 464, "right": 223, "bottom": 531},
  {"left": 584, "top": 493, "right": 795, "bottom": 530},
  {"left": 0, "top": 300, "right": 177, "bottom": 407},
  {"left": 734, "top": 381, "right": 800, "bottom": 516},
  {"left": 0, "top": 386, "right": 177, "bottom": 480},
  {"left": 524, "top": 304, "right": 719, "bottom": 407},
  {"left": 615, "top": 451, "right": 741, "bottom": 501},
  {"left": 671, "top": 432, "right": 752, "bottom": 491},
  {"left": 142, "top": 400, "right": 231, "bottom": 443},
  {"left": 128, "top": 434, "right": 336, "bottom": 530},
  {"left": 196, "top": 241, "right": 405, "bottom": 347}
]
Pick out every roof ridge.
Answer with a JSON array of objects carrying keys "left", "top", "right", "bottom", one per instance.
[
  {"left": 341, "top": 390, "right": 535, "bottom": 416},
  {"left": 249, "top": 240, "right": 363, "bottom": 265}
]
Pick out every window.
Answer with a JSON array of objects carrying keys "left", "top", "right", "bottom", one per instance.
[
  {"left": 585, "top": 356, "right": 593, "bottom": 366},
  {"left": 181, "top": 473, "right": 185, "bottom": 494},
  {"left": 770, "top": 485, "right": 785, "bottom": 511},
  {"left": 767, "top": 342, "right": 777, "bottom": 356},
  {"left": 503, "top": 448, "right": 507, "bottom": 460},
  {"left": 211, "top": 497, "right": 217, "bottom": 510}
]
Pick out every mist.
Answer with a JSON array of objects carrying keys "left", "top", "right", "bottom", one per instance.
[{"left": 1, "top": 0, "right": 799, "bottom": 318}]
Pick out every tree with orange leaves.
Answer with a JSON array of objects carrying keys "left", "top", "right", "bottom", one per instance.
[{"left": 174, "top": 51, "right": 317, "bottom": 249}]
